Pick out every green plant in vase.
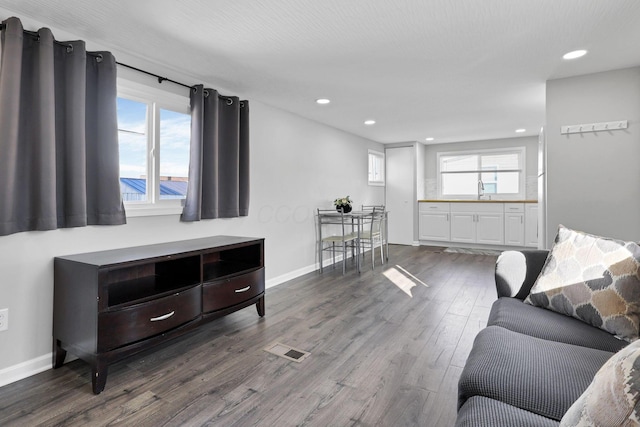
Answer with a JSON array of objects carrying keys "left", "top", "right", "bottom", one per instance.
[{"left": 333, "top": 196, "right": 353, "bottom": 213}]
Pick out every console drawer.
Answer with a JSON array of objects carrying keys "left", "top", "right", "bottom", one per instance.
[
  {"left": 98, "top": 285, "right": 201, "bottom": 351},
  {"left": 203, "top": 268, "right": 265, "bottom": 313}
]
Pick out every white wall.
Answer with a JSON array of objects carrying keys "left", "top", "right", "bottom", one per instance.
[
  {"left": 0, "top": 16, "right": 384, "bottom": 383},
  {"left": 422, "top": 136, "right": 539, "bottom": 199},
  {"left": 0, "top": 99, "right": 384, "bottom": 383},
  {"left": 545, "top": 67, "right": 640, "bottom": 245}
]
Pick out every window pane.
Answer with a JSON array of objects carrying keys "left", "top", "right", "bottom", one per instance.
[
  {"left": 482, "top": 171, "right": 519, "bottom": 194},
  {"left": 117, "top": 98, "right": 148, "bottom": 202},
  {"left": 368, "top": 151, "right": 384, "bottom": 184},
  {"left": 159, "top": 109, "right": 190, "bottom": 200},
  {"left": 441, "top": 155, "right": 477, "bottom": 172},
  {"left": 442, "top": 172, "right": 477, "bottom": 195},
  {"left": 481, "top": 153, "right": 519, "bottom": 170},
  {"left": 368, "top": 154, "right": 376, "bottom": 182}
]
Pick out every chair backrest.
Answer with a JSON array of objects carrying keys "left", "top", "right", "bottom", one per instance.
[
  {"left": 362, "top": 204, "right": 385, "bottom": 211},
  {"left": 317, "top": 208, "right": 350, "bottom": 241},
  {"left": 369, "top": 207, "right": 384, "bottom": 235}
]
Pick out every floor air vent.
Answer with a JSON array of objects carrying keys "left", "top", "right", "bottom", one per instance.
[{"left": 264, "top": 342, "right": 310, "bottom": 363}]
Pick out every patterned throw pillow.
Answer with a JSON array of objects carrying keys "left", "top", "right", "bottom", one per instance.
[
  {"left": 560, "top": 340, "right": 640, "bottom": 426},
  {"left": 525, "top": 225, "right": 640, "bottom": 342}
]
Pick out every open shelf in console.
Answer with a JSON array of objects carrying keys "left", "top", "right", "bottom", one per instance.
[
  {"left": 202, "top": 243, "right": 262, "bottom": 282},
  {"left": 107, "top": 255, "right": 200, "bottom": 307}
]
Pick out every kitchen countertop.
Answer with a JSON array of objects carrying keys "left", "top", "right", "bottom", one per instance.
[{"left": 418, "top": 199, "right": 538, "bottom": 203}]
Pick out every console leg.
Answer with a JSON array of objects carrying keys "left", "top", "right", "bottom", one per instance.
[
  {"left": 53, "top": 339, "right": 67, "bottom": 369},
  {"left": 256, "top": 296, "right": 265, "bottom": 317},
  {"left": 92, "top": 361, "right": 108, "bottom": 395}
]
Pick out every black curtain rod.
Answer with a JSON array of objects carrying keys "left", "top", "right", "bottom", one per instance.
[
  {"left": 0, "top": 22, "right": 191, "bottom": 89},
  {"left": 0, "top": 22, "right": 242, "bottom": 101},
  {"left": 116, "top": 61, "right": 192, "bottom": 90},
  {"left": 117, "top": 62, "right": 239, "bottom": 103},
  {"left": 112, "top": 62, "right": 244, "bottom": 104}
]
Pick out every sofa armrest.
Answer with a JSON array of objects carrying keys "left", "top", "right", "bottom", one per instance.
[{"left": 495, "top": 250, "right": 549, "bottom": 300}]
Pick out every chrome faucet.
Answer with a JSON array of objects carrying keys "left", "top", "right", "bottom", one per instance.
[{"left": 478, "top": 179, "right": 485, "bottom": 200}]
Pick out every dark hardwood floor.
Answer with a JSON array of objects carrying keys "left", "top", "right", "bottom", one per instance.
[{"left": 0, "top": 245, "right": 498, "bottom": 427}]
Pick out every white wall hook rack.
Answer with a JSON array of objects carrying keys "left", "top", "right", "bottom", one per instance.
[{"left": 561, "top": 120, "right": 628, "bottom": 135}]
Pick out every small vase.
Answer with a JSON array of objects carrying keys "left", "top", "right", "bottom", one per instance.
[{"left": 337, "top": 205, "right": 352, "bottom": 213}]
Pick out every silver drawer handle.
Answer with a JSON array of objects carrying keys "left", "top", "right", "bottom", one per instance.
[
  {"left": 235, "top": 285, "right": 251, "bottom": 293},
  {"left": 150, "top": 311, "right": 175, "bottom": 322}
]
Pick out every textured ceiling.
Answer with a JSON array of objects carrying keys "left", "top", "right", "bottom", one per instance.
[{"left": 2, "top": 0, "right": 640, "bottom": 143}]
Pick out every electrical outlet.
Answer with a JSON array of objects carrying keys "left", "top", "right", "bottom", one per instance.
[{"left": 0, "top": 308, "right": 8, "bottom": 332}]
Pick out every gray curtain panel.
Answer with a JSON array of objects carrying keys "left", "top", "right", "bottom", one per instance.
[
  {"left": 181, "top": 84, "right": 249, "bottom": 221},
  {"left": 0, "top": 17, "right": 126, "bottom": 236}
]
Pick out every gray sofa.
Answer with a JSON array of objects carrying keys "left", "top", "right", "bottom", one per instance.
[{"left": 455, "top": 250, "right": 628, "bottom": 426}]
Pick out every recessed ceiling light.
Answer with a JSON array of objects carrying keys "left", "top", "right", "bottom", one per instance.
[
  {"left": 425, "top": 137, "right": 435, "bottom": 141},
  {"left": 316, "top": 98, "right": 330, "bottom": 105},
  {"left": 563, "top": 49, "right": 587, "bottom": 60},
  {"left": 515, "top": 128, "right": 526, "bottom": 133},
  {"left": 364, "top": 120, "right": 376, "bottom": 125}
]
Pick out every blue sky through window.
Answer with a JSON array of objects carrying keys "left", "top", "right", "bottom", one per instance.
[
  {"left": 159, "top": 109, "right": 190, "bottom": 179},
  {"left": 117, "top": 98, "right": 147, "bottom": 180},
  {"left": 117, "top": 97, "right": 191, "bottom": 201}
]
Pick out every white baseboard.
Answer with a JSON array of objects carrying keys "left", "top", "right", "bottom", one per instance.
[
  {"left": 266, "top": 254, "right": 353, "bottom": 289},
  {"left": 0, "top": 353, "right": 52, "bottom": 388},
  {"left": 265, "top": 263, "right": 318, "bottom": 289}
]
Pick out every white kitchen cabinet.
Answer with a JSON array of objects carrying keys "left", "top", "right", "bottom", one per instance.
[
  {"left": 418, "top": 201, "right": 536, "bottom": 248},
  {"left": 450, "top": 203, "right": 504, "bottom": 245},
  {"left": 525, "top": 203, "right": 539, "bottom": 247},
  {"left": 418, "top": 202, "right": 450, "bottom": 241},
  {"left": 477, "top": 212, "right": 505, "bottom": 245},
  {"left": 450, "top": 212, "right": 475, "bottom": 243},
  {"left": 504, "top": 203, "right": 525, "bottom": 246}
]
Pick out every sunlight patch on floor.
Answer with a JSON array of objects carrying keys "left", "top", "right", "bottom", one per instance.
[
  {"left": 395, "top": 265, "right": 430, "bottom": 288},
  {"left": 383, "top": 265, "right": 429, "bottom": 297}
]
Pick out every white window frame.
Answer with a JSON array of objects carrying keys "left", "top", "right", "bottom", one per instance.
[
  {"left": 368, "top": 149, "right": 385, "bottom": 186},
  {"left": 436, "top": 147, "right": 526, "bottom": 200},
  {"left": 117, "top": 79, "right": 191, "bottom": 217}
]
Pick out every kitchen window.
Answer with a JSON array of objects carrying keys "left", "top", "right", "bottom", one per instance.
[{"left": 437, "top": 148, "right": 525, "bottom": 199}]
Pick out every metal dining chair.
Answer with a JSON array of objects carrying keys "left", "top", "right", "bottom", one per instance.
[
  {"left": 317, "top": 208, "right": 359, "bottom": 274},
  {"left": 359, "top": 207, "right": 385, "bottom": 268}
]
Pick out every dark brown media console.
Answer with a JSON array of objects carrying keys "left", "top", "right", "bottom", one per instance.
[{"left": 53, "top": 236, "right": 265, "bottom": 394}]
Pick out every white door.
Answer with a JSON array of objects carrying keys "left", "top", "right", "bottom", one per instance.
[{"left": 386, "top": 147, "right": 414, "bottom": 245}]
